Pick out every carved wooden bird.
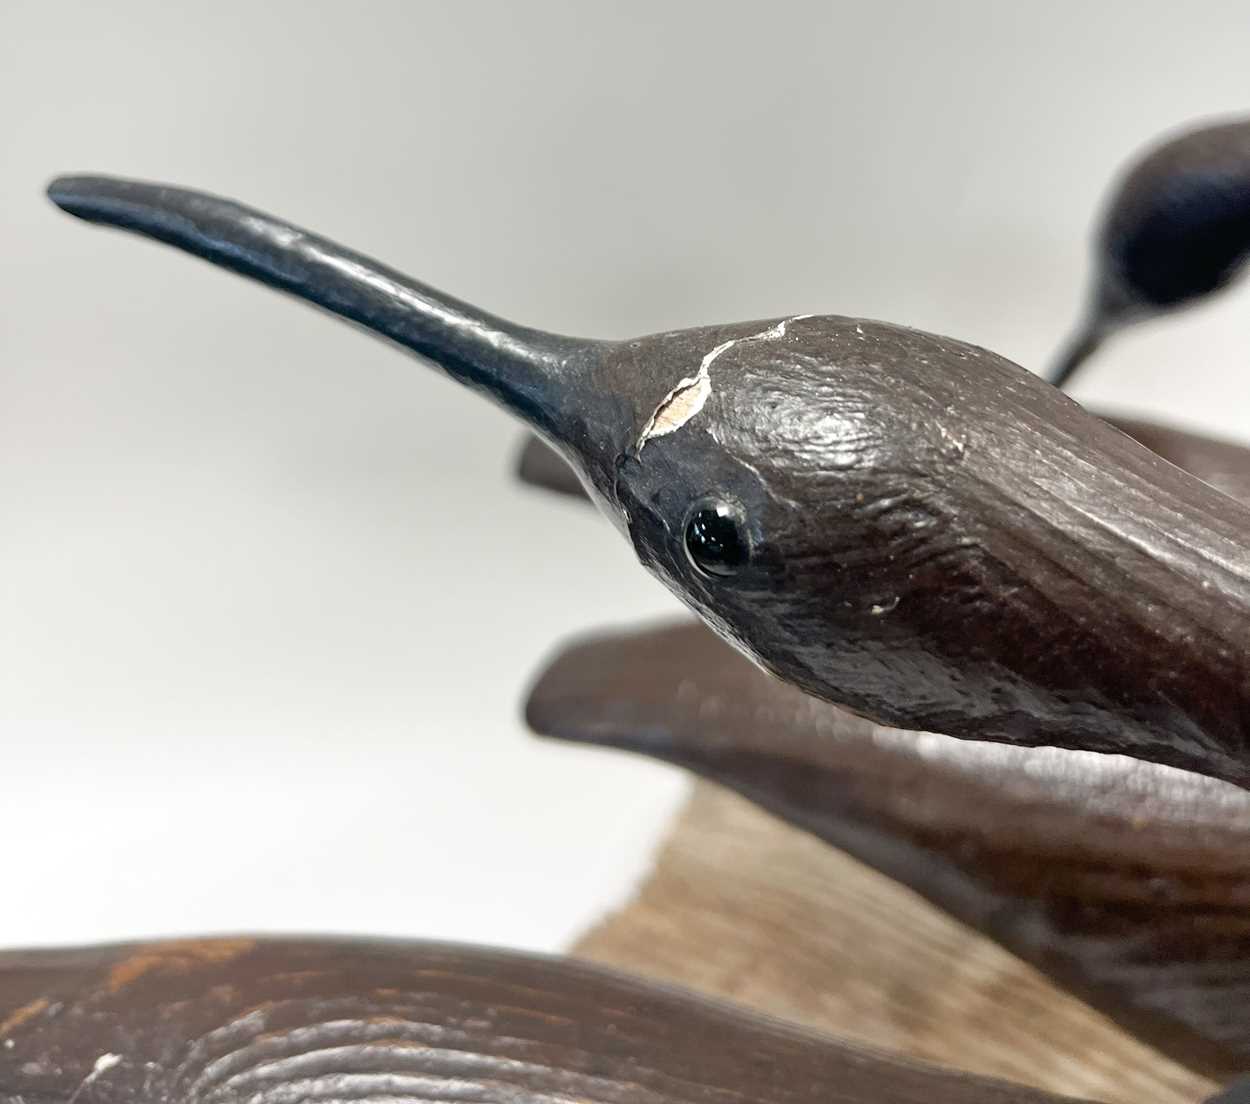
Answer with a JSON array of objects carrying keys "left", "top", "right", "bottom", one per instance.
[{"left": 1052, "top": 116, "right": 1250, "bottom": 387}]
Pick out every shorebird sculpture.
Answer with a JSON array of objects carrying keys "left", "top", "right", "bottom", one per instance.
[{"left": 15, "top": 114, "right": 1250, "bottom": 1102}]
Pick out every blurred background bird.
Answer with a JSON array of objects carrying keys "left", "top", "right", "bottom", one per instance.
[{"left": 1053, "top": 116, "right": 1250, "bottom": 387}]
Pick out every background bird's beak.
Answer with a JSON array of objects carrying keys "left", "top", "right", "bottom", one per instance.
[
  {"left": 1048, "top": 321, "right": 1106, "bottom": 388},
  {"left": 1048, "top": 264, "right": 1140, "bottom": 388}
]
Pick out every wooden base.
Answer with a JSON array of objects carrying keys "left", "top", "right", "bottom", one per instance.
[{"left": 574, "top": 783, "right": 1214, "bottom": 1104}]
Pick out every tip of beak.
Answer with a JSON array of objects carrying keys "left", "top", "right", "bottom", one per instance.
[
  {"left": 46, "top": 174, "right": 191, "bottom": 236},
  {"left": 47, "top": 174, "right": 106, "bottom": 217},
  {"left": 48, "top": 174, "right": 166, "bottom": 235}
]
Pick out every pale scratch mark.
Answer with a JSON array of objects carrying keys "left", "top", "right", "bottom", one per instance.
[
  {"left": 937, "top": 421, "right": 967, "bottom": 458},
  {"left": 636, "top": 315, "right": 813, "bottom": 453},
  {"left": 67, "top": 1053, "right": 121, "bottom": 1104}
]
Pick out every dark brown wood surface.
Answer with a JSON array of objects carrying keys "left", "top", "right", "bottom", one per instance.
[
  {"left": 517, "top": 412, "right": 1250, "bottom": 1083},
  {"left": 517, "top": 412, "right": 1250, "bottom": 529},
  {"left": 38, "top": 176, "right": 1250, "bottom": 1103},
  {"left": 528, "top": 617, "right": 1250, "bottom": 1080},
  {"left": 46, "top": 175, "right": 1250, "bottom": 789},
  {"left": 0, "top": 936, "right": 1095, "bottom": 1104}
]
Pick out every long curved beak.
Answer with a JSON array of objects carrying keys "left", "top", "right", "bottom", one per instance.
[{"left": 46, "top": 175, "right": 618, "bottom": 453}]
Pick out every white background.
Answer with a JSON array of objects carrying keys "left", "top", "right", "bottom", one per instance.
[{"left": 3, "top": 1, "right": 1250, "bottom": 950}]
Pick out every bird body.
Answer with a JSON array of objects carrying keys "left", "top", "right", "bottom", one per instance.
[{"left": 47, "top": 175, "right": 1250, "bottom": 787}]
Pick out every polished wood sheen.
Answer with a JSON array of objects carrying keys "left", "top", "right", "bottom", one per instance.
[
  {"left": 40, "top": 167, "right": 1250, "bottom": 1104},
  {"left": 528, "top": 619, "right": 1250, "bottom": 1079},
  {"left": 516, "top": 414, "right": 1250, "bottom": 524},
  {"left": 0, "top": 936, "right": 1094, "bottom": 1104},
  {"left": 521, "top": 413, "right": 1250, "bottom": 1079},
  {"left": 45, "top": 175, "right": 1250, "bottom": 788}
]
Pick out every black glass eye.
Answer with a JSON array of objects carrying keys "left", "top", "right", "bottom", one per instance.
[{"left": 683, "top": 500, "right": 750, "bottom": 578}]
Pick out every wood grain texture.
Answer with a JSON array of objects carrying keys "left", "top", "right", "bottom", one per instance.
[
  {"left": 46, "top": 175, "right": 1250, "bottom": 788},
  {"left": 516, "top": 413, "right": 1250, "bottom": 530},
  {"left": 517, "top": 413, "right": 1250, "bottom": 1090},
  {"left": 529, "top": 617, "right": 1250, "bottom": 1082},
  {"left": 0, "top": 936, "right": 1094, "bottom": 1104},
  {"left": 573, "top": 783, "right": 1216, "bottom": 1104}
]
